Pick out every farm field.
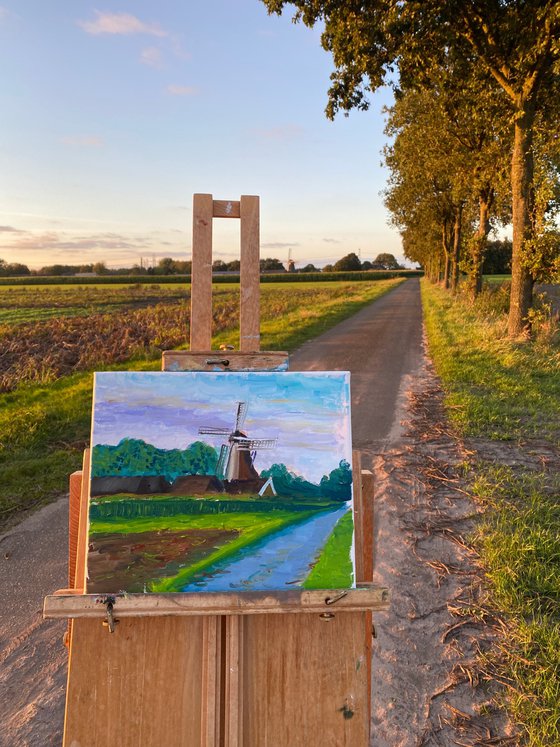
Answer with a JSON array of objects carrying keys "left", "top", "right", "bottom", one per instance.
[{"left": 0, "top": 278, "right": 404, "bottom": 528}]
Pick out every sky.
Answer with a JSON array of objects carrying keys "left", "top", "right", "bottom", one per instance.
[
  {"left": 92, "top": 371, "right": 352, "bottom": 484},
  {"left": 0, "top": 1, "right": 401, "bottom": 271}
]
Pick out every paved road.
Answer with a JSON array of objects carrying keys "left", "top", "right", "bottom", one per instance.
[
  {"left": 0, "top": 278, "right": 423, "bottom": 746},
  {"left": 291, "top": 278, "right": 424, "bottom": 452}
]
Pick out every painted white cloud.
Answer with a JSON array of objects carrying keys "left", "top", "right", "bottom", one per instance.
[
  {"left": 166, "top": 84, "right": 198, "bottom": 96},
  {"left": 78, "top": 11, "right": 167, "bottom": 37}
]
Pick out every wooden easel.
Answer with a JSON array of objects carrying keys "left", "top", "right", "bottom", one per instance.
[{"left": 45, "top": 194, "right": 388, "bottom": 746}]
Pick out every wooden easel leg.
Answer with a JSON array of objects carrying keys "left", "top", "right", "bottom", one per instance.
[
  {"left": 223, "top": 616, "right": 244, "bottom": 746},
  {"left": 201, "top": 616, "right": 223, "bottom": 747}
]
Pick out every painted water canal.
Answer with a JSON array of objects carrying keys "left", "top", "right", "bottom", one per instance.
[{"left": 182, "top": 504, "right": 350, "bottom": 592}]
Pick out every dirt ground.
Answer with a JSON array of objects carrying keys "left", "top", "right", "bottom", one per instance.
[{"left": 368, "top": 355, "right": 519, "bottom": 746}]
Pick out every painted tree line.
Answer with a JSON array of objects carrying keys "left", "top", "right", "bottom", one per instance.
[{"left": 262, "top": 0, "right": 560, "bottom": 335}]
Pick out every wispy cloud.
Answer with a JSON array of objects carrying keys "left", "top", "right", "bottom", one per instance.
[
  {"left": 0, "top": 6, "right": 10, "bottom": 21},
  {"left": 323, "top": 238, "right": 341, "bottom": 244},
  {"left": 0, "top": 225, "right": 25, "bottom": 233},
  {"left": 261, "top": 242, "right": 299, "bottom": 249},
  {"left": 253, "top": 125, "right": 304, "bottom": 142},
  {"left": 140, "top": 46, "right": 163, "bottom": 68},
  {"left": 78, "top": 11, "right": 167, "bottom": 37},
  {"left": 0, "top": 230, "right": 155, "bottom": 253},
  {"left": 61, "top": 135, "right": 104, "bottom": 148},
  {"left": 166, "top": 84, "right": 198, "bottom": 96}
]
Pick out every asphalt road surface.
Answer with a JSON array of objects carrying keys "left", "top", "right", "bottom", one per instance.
[{"left": 0, "top": 277, "right": 423, "bottom": 746}]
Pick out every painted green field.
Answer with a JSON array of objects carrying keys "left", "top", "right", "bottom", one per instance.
[{"left": 88, "top": 495, "right": 354, "bottom": 592}]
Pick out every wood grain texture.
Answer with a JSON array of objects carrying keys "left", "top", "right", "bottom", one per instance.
[
  {"left": 68, "top": 471, "right": 82, "bottom": 588},
  {"left": 77, "top": 450, "right": 90, "bottom": 593},
  {"left": 191, "top": 193, "right": 214, "bottom": 351},
  {"left": 239, "top": 195, "right": 260, "bottom": 352},
  {"left": 353, "top": 452, "right": 364, "bottom": 583},
  {"left": 201, "top": 616, "right": 222, "bottom": 747},
  {"left": 213, "top": 200, "right": 240, "bottom": 219},
  {"left": 44, "top": 587, "right": 389, "bottom": 619},
  {"left": 360, "top": 469, "right": 375, "bottom": 584},
  {"left": 162, "top": 350, "right": 288, "bottom": 372},
  {"left": 240, "top": 613, "right": 370, "bottom": 746},
  {"left": 64, "top": 617, "right": 207, "bottom": 747},
  {"left": 224, "top": 616, "right": 244, "bottom": 747}
]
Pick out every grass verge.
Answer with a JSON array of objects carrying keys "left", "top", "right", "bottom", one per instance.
[{"left": 421, "top": 279, "right": 560, "bottom": 745}]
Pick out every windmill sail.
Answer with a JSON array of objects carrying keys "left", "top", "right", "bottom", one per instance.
[
  {"left": 235, "top": 402, "right": 248, "bottom": 431},
  {"left": 216, "top": 444, "right": 230, "bottom": 479}
]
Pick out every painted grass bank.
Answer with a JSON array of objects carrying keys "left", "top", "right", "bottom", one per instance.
[
  {"left": 0, "top": 278, "right": 404, "bottom": 528},
  {"left": 421, "top": 280, "right": 560, "bottom": 745}
]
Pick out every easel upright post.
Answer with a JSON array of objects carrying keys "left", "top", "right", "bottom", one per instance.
[
  {"left": 239, "top": 196, "right": 260, "bottom": 352},
  {"left": 191, "top": 194, "right": 214, "bottom": 351}
]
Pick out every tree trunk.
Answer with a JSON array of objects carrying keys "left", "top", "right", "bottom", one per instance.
[
  {"left": 451, "top": 205, "right": 463, "bottom": 294},
  {"left": 469, "top": 195, "right": 491, "bottom": 301},
  {"left": 442, "top": 223, "right": 451, "bottom": 289},
  {"left": 508, "top": 99, "right": 536, "bottom": 336}
]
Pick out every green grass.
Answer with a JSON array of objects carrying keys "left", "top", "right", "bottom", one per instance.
[
  {"left": 421, "top": 282, "right": 560, "bottom": 441},
  {"left": 0, "top": 279, "right": 405, "bottom": 527},
  {"left": 421, "top": 279, "right": 560, "bottom": 745},
  {"left": 302, "top": 509, "right": 354, "bottom": 588}
]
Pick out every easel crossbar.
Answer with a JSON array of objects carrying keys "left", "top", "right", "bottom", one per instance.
[{"left": 44, "top": 587, "right": 388, "bottom": 619}]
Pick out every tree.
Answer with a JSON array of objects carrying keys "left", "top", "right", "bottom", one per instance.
[
  {"left": 300, "top": 263, "right": 319, "bottom": 273},
  {"left": 0, "top": 260, "right": 30, "bottom": 276},
  {"left": 260, "top": 257, "right": 285, "bottom": 272},
  {"left": 157, "top": 257, "right": 176, "bottom": 275},
  {"left": 333, "top": 252, "right": 361, "bottom": 271},
  {"left": 262, "top": 0, "right": 560, "bottom": 334},
  {"left": 322, "top": 263, "right": 334, "bottom": 272},
  {"left": 373, "top": 253, "right": 400, "bottom": 270},
  {"left": 483, "top": 240, "right": 512, "bottom": 276},
  {"left": 93, "top": 261, "right": 108, "bottom": 276}
]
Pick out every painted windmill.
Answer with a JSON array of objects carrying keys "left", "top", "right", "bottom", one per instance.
[{"left": 199, "top": 402, "right": 276, "bottom": 485}]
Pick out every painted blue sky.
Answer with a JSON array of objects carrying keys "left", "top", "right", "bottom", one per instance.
[
  {"left": 92, "top": 371, "right": 352, "bottom": 483},
  {"left": 0, "top": 1, "right": 401, "bottom": 271}
]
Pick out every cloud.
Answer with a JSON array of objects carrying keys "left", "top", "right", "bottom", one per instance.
[
  {"left": 140, "top": 46, "right": 163, "bottom": 68},
  {"left": 323, "top": 238, "right": 341, "bottom": 244},
  {"left": 261, "top": 242, "right": 299, "bottom": 249},
  {"left": 253, "top": 125, "right": 304, "bottom": 142},
  {"left": 0, "top": 225, "right": 25, "bottom": 233},
  {"left": 0, "top": 6, "right": 10, "bottom": 21},
  {"left": 61, "top": 135, "right": 104, "bottom": 147},
  {"left": 0, "top": 230, "right": 155, "bottom": 253},
  {"left": 78, "top": 11, "right": 167, "bottom": 37},
  {"left": 166, "top": 84, "right": 198, "bottom": 96}
]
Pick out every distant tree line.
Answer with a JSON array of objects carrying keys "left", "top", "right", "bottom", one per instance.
[{"left": 0, "top": 252, "right": 410, "bottom": 277}]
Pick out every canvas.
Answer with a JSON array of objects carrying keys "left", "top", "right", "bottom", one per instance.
[{"left": 86, "top": 370, "right": 355, "bottom": 594}]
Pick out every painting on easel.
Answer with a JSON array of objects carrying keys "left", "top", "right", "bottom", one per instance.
[{"left": 85, "top": 371, "right": 355, "bottom": 594}]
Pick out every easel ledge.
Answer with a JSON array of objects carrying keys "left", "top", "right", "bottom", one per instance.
[{"left": 44, "top": 586, "right": 389, "bottom": 619}]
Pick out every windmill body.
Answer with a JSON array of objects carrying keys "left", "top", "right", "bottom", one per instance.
[{"left": 199, "top": 402, "right": 276, "bottom": 491}]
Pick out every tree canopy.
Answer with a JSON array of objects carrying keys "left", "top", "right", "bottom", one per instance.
[{"left": 262, "top": 0, "right": 560, "bottom": 334}]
